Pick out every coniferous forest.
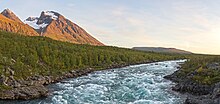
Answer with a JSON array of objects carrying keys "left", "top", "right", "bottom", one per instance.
[{"left": 1, "top": 30, "right": 220, "bottom": 88}]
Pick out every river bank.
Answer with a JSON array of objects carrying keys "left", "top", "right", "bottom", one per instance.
[
  {"left": 0, "top": 60, "right": 185, "bottom": 104},
  {"left": 164, "top": 67, "right": 220, "bottom": 104},
  {"left": 0, "top": 60, "right": 157, "bottom": 100}
]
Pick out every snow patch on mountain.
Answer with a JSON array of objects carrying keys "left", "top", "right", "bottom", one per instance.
[
  {"left": 24, "top": 11, "right": 59, "bottom": 29},
  {"left": 24, "top": 17, "right": 48, "bottom": 29}
]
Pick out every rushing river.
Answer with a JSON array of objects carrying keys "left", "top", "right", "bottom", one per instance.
[{"left": 1, "top": 60, "right": 186, "bottom": 104}]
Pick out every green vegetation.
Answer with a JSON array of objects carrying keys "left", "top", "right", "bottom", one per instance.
[
  {"left": 176, "top": 55, "right": 220, "bottom": 85},
  {"left": 0, "top": 31, "right": 183, "bottom": 87}
]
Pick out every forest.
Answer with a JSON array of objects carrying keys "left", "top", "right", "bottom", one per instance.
[{"left": 0, "top": 31, "right": 183, "bottom": 85}]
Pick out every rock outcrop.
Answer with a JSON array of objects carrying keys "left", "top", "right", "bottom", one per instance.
[
  {"left": 0, "top": 68, "right": 94, "bottom": 100},
  {"left": 0, "top": 85, "right": 48, "bottom": 100}
]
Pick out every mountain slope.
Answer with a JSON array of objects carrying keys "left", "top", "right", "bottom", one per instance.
[
  {"left": 25, "top": 11, "right": 104, "bottom": 46},
  {"left": 0, "top": 9, "right": 39, "bottom": 36},
  {"left": 132, "top": 47, "right": 192, "bottom": 54}
]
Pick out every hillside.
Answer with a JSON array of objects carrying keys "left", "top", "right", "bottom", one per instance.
[
  {"left": 132, "top": 47, "right": 192, "bottom": 54},
  {"left": 0, "top": 30, "right": 182, "bottom": 100}
]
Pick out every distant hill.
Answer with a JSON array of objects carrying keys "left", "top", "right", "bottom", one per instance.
[{"left": 132, "top": 47, "right": 193, "bottom": 54}]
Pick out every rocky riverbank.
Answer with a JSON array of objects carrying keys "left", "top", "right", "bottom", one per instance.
[
  {"left": 0, "top": 61, "right": 153, "bottom": 100},
  {"left": 164, "top": 67, "right": 220, "bottom": 104},
  {"left": 0, "top": 68, "right": 94, "bottom": 100}
]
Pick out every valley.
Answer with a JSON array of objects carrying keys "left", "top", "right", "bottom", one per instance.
[{"left": 0, "top": 6, "right": 219, "bottom": 104}]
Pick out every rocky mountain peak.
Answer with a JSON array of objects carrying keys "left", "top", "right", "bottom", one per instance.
[
  {"left": 0, "top": 11, "right": 39, "bottom": 36},
  {"left": 24, "top": 10, "right": 104, "bottom": 46},
  {"left": 24, "top": 11, "right": 60, "bottom": 30},
  {"left": 36, "top": 11, "right": 59, "bottom": 27},
  {"left": 2, "top": 8, "right": 12, "bottom": 14},
  {"left": 1, "top": 9, "right": 22, "bottom": 23}
]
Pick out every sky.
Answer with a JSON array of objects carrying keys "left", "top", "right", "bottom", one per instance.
[{"left": 1, "top": 0, "right": 220, "bottom": 54}]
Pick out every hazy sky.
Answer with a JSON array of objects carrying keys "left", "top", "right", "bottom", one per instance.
[{"left": 1, "top": 0, "right": 220, "bottom": 54}]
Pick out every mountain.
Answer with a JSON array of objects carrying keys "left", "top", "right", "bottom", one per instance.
[
  {"left": 0, "top": 9, "right": 39, "bottom": 36},
  {"left": 1, "top": 9, "right": 23, "bottom": 23},
  {"left": 132, "top": 47, "right": 192, "bottom": 54},
  {"left": 24, "top": 11, "right": 104, "bottom": 46}
]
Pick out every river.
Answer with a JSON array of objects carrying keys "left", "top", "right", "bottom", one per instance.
[{"left": 1, "top": 60, "right": 186, "bottom": 104}]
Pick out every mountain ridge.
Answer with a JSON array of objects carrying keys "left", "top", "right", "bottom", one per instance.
[{"left": 132, "top": 47, "right": 192, "bottom": 54}]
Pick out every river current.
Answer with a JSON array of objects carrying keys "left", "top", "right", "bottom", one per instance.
[{"left": 1, "top": 60, "right": 186, "bottom": 104}]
